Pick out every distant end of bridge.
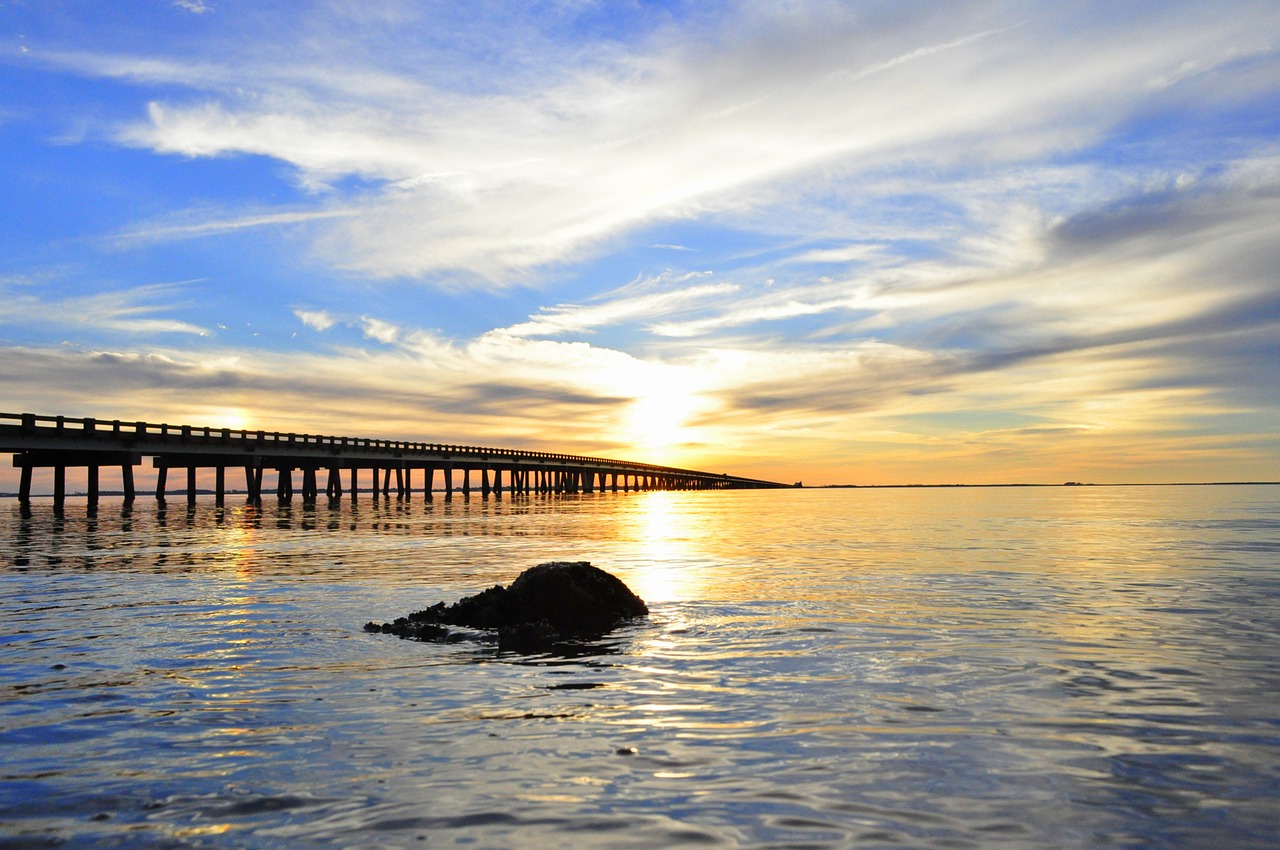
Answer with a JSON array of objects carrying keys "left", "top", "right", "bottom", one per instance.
[{"left": 1, "top": 412, "right": 791, "bottom": 505}]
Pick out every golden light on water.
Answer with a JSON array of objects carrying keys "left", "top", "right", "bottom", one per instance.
[
  {"left": 620, "top": 491, "right": 707, "bottom": 605},
  {"left": 227, "top": 510, "right": 265, "bottom": 579}
]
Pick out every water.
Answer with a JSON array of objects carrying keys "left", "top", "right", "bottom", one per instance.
[{"left": 2, "top": 486, "right": 1278, "bottom": 849}]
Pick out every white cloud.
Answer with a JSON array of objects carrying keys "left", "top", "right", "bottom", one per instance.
[
  {"left": 69, "top": 2, "right": 1275, "bottom": 282},
  {"left": 786, "top": 244, "right": 886, "bottom": 266},
  {"left": 0, "top": 280, "right": 209, "bottom": 337},
  {"left": 172, "top": 0, "right": 213, "bottom": 14},
  {"left": 113, "top": 207, "right": 353, "bottom": 245},
  {"left": 359, "top": 316, "right": 400, "bottom": 344},
  {"left": 294, "top": 308, "right": 337, "bottom": 332},
  {"left": 502, "top": 273, "right": 738, "bottom": 338}
]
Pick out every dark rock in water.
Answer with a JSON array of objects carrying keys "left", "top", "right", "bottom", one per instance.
[{"left": 363, "top": 561, "right": 648, "bottom": 652}]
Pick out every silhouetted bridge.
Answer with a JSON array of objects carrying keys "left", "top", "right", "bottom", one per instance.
[{"left": 2, "top": 412, "right": 788, "bottom": 504}]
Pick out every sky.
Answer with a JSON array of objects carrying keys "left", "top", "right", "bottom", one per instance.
[{"left": 2, "top": 0, "right": 1279, "bottom": 487}]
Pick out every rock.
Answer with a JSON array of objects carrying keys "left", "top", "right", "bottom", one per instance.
[{"left": 364, "top": 561, "right": 648, "bottom": 652}]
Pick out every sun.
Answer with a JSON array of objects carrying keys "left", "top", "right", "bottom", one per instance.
[
  {"left": 206, "top": 407, "right": 252, "bottom": 432},
  {"left": 627, "top": 394, "right": 691, "bottom": 451},
  {"left": 622, "top": 367, "right": 706, "bottom": 461}
]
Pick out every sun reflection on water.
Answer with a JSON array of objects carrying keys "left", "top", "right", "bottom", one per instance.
[{"left": 620, "top": 491, "right": 707, "bottom": 605}]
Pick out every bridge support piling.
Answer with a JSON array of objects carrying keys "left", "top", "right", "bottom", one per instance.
[
  {"left": 277, "top": 467, "right": 293, "bottom": 501},
  {"left": 244, "top": 465, "right": 261, "bottom": 502},
  {"left": 302, "top": 468, "right": 318, "bottom": 502},
  {"left": 187, "top": 467, "right": 198, "bottom": 505},
  {"left": 156, "top": 466, "right": 167, "bottom": 500}
]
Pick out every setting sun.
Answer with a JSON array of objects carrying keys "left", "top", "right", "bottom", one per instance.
[
  {"left": 207, "top": 408, "right": 252, "bottom": 432},
  {"left": 621, "top": 366, "right": 706, "bottom": 461}
]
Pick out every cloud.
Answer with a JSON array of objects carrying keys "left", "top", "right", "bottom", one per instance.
[
  {"left": 113, "top": 207, "right": 353, "bottom": 246},
  {"left": 359, "top": 316, "right": 399, "bottom": 344},
  {"left": 502, "top": 272, "right": 738, "bottom": 337},
  {"left": 0, "top": 330, "right": 656, "bottom": 458},
  {"left": 172, "top": 0, "right": 214, "bottom": 14},
  {"left": 785, "top": 244, "right": 886, "bottom": 266},
  {"left": 0, "top": 280, "right": 209, "bottom": 337},
  {"left": 294, "top": 308, "right": 336, "bottom": 332},
  {"left": 53, "top": 1, "right": 1273, "bottom": 282}
]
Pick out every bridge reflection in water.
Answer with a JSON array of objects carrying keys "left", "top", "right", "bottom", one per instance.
[{"left": 2, "top": 412, "right": 788, "bottom": 505}]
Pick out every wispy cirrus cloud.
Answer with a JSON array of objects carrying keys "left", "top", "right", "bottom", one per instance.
[
  {"left": 0, "top": 279, "right": 210, "bottom": 337},
  {"left": 502, "top": 272, "right": 738, "bottom": 338},
  {"left": 172, "top": 1, "right": 214, "bottom": 15},
  {"left": 43, "top": 1, "right": 1277, "bottom": 283},
  {"left": 113, "top": 207, "right": 354, "bottom": 246}
]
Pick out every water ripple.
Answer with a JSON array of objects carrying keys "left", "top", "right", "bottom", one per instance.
[{"left": 2, "top": 486, "right": 1279, "bottom": 848}]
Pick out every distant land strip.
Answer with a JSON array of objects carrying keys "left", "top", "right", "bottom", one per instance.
[{"left": 816, "top": 482, "right": 1280, "bottom": 488}]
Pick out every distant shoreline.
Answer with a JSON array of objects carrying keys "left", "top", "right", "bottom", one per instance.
[{"left": 814, "top": 481, "right": 1280, "bottom": 488}]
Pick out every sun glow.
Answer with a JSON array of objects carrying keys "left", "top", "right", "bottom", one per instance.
[
  {"left": 207, "top": 407, "right": 252, "bottom": 432},
  {"left": 622, "top": 366, "right": 706, "bottom": 462}
]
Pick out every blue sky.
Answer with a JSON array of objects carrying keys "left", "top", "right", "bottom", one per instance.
[{"left": 2, "top": 0, "right": 1279, "bottom": 485}]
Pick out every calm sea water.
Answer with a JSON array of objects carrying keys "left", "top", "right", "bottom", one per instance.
[{"left": 2, "top": 486, "right": 1278, "bottom": 849}]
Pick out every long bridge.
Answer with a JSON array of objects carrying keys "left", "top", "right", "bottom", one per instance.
[{"left": 1, "top": 412, "right": 788, "bottom": 504}]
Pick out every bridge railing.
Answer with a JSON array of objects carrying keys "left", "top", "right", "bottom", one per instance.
[{"left": 0, "top": 412, "right": 769, "bottom": 483}]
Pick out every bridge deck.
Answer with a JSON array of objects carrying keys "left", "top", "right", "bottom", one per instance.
[{"left": 2, "top": 412, "right": 788, "bottom": 504}]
